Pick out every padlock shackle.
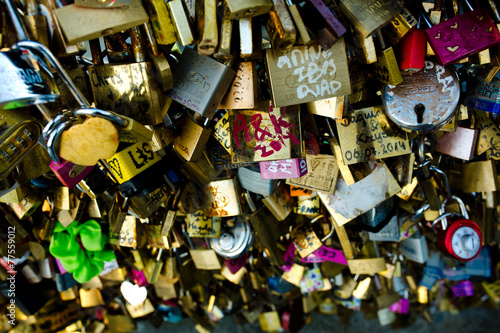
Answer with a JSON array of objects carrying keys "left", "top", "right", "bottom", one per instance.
[
  {"left": 46, "top": 119, "right": 74, "bottom": 163},
  {"left": 74, "top": 109, "right": 128, "bottom": 127},
  {"left": 2, "top": 0, "right": 30, "bottom": 41},
  {"left": 463, "top": 0, "right": 474, "bottom": 12},
  {"left": 433, "top": 195, "right": 469, "bottom": 230},
  {"left": 310, "top": 215, "right": 334, "bottom": 243},
  {"left": 14, "top": 40, "right": 90, "bottom": 109},
  {"left": 417, "top": 2, "right": 434, "bottom": 31}
]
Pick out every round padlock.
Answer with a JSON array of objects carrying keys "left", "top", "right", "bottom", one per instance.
[
  {"left": 382, "top": 60, "right": 460, "bottom": 133},
  {"left": 208, "top": 216, "right": 254, "bottom": 259},
  {"left": 433, "top": 196, "right": 482, "bottom": 261}
]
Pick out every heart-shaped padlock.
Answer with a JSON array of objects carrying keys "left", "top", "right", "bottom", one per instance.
[{"left": 433, "top": 195, "right": 482, "bottom": 261}]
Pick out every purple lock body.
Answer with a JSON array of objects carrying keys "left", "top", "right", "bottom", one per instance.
[
  {"left": 50, "top": 158, "right": 94, "bottom": 188},
  {"left": 426, "top": 8, "right": 500, "bottom": 65}
]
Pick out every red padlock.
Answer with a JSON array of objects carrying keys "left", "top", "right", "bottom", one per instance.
[
  {"left": 398, "top": 11, "right": 427, "bottom": 73},
  {"left": 433, "top": 196, "right": 482, "bottom": 262}
]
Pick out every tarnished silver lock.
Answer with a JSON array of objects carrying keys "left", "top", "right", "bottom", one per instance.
[
  {"left": 208, "top": 216, "right": 254, "bottom": 259},
  {"left": 0, "top": 0, "right": 59, "bottom": 109},
  {"left": 382, "top": 60, "right": 460, "bottom": 133},
  {"left": 166, "top": 47, "right": 235, "bottom": 120}
]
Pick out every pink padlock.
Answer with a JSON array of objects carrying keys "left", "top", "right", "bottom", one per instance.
[{"left": 259, "top": 158, "right": 307, "bottom": 180}]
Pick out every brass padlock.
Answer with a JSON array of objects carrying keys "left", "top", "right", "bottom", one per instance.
[
  {"left": 338, "top": 0, "right": 403, "bottom": 38},
  {"left": 88, "top": 27, "right": 167, "bottom": 125},
  {"left": 54, "top": 0, "right": 149, "bottom": 43},
  {"left": 266, "top": 0, "right": 296, "bottom": 56},
  {"left": 196, "top": 0, "right": 218, "bottom": 55},
  {"left": 265, "top": 40, "right": 351, "bottom": 107},
  {"left": 226, "top": 0, "right": 272, "bottom": 19}
]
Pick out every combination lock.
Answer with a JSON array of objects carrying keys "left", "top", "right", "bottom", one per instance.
[
  {"left": 0, "top": 109, "right": 42, "bottom": 180},
  {"left": 433, "top": 196, "right": 483, "bottom": 261}
]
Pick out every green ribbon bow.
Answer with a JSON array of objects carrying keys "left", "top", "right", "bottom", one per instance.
[{"left": 49, "top": 220, "right": 116, "bottom": 283}]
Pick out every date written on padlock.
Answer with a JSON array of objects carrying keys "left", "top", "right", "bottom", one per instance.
[
  {"left": 105, "top": 141, "right": 161, "bottom": 184},
  {"left": 336, "top": 106, "right": 410, "bottom": 165}
]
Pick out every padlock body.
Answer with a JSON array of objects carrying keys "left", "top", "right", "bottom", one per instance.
[
  {"left": 50, "top": 159, "right": 94, "bottom": 188},
  {"left": 436, "top": 218, "right": 482, "bottom": 262},
  {"left": 0, "top": 49, "right": 58, "bottom": 109},
  {"left": 464, "top": 77, "right": 500, "bottom": 114},
  {"left": 426, "top": 8, "right": 500, "bottom": 65},
  {"left": 398, "top": 28, "right": 426, "bottom": 73}
]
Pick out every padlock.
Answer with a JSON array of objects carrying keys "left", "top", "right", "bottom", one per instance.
[
  {"left": 372, "top": 30, "right": 403, "bottom": 85},
  {"left": 143, "top": 0, "right": 177, "bottom": 45},
  {"left": 265, "top": 0, "right": 297, "bottom": 56},
  {"left": 167, "top": 0, "right": 195, "bottom": 46},
  {"left": 382, "top": 60, "right": 460, "bottom": 133},
  {"left": 38, "top": 0, "right": 86, "bottom": 57},
  {"left": 264, "top": 40, "right": 351, "bottom": 107},
  {"left": 23, "top": 0, "right": 49, "bottom": 46},
  {"left": 226, "top": 0, "right": 272, "bottom": 19},
  {"left": 204, "top": 177, "right": 242, "bottom": 217},
  {"left": 299, "top": 0, "right": 347, "bottom": 49},
  {"left": 382, "top": 5, "right": 417, "bottom": 46},
  {"left": 348, "top": 26, "right": 378, "bottom": 64},
  {"left": 0, "top": 0, "right": 59, "bottom": 109},
  {"left": 214, "top": 5, "right": 234, "bottom": 61},
  {"left": 262, "top": 184, "right": 295, "bottom": 221},
  {"left": 0, "top": 109, "right": 43, "bottom": 182},
  {"left": 337, "top": 0, "right": 403, "bottom": 38},
  {"left": 239, "top": 17, "right": 262, "bottom": 59},
  {"left": 88, "top": 27, "right": 167, "bottom": 125},
  {"left": 397, "top": 10, "right": 427, "bottom": 73},
  {"left": 173, "top": 113, "right": 213, "bottom": 162},
  {"left": 45, "top": 120, "right": 95, "bottom": 188},
  {"left": 54, "top": 0, "right": 149, "bottom": 43},
  {"left": 425, "top": 0, "right": 500, "bottom": 65},
  {"left": 286, "top": 0, "right": 313, "bottom": 45},
  {"left": 166, "top": 47, "right": 235, "bottom": 120},
  {"left": 219, "top": 62, "right": 258, "bottom": 110},
  {"left": 196, "top": 0, "right": 218, "bottom": 55},
  {"left": 238, "top": 166, "right": 279, "bottom": 196},
  {"left": 464, "top": 75, "right": 500, "bottom": 114},
  {"left": 259, "top": 303, "right": 283, "bottom": 332},
  {"left": 433, "top": 195, "right": 482, "bottom": 262},
  {"left": 207, "top": 216, "right": 254, "bottom": 259},
  {"left": 108, "top": 192, "right": 130, "bottom": 234},
  {"left": 142, "top": 22, "right": 174, "bottom": 92},
  {"left": 230, "top": 105, "right": 303, "bottom": 163},
  {"left": 105, "top": 298, "right": 137, "bottom": 332}
]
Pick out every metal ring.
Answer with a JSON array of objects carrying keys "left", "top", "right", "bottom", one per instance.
[
  {"left": 46, "top": 120, "right": 74, "bottom": 163},
  {"left": 74, "top": 108, "right": 128, "bottom": 127},
  {"left": 14, "top": 40, "right": 90, "bottom": 109}
]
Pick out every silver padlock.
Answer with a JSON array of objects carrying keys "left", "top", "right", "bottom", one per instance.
[
  {"left": 382, "top": 60, "right": 460, "bottom": 133},
  {"left": 207, "top": 216, "right": 254, "bottom": 259},
  {"left": 0, "top": 0, "right": 59, "bottom": 109}
]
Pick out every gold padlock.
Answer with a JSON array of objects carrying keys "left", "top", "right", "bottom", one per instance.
[{"left": 88, "top": 27, "right": 167, "bottom": 125}]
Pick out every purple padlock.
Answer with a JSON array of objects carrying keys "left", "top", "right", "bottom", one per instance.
[{"left": 426, "top": 7, "right": 500, "bottom": 65}]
